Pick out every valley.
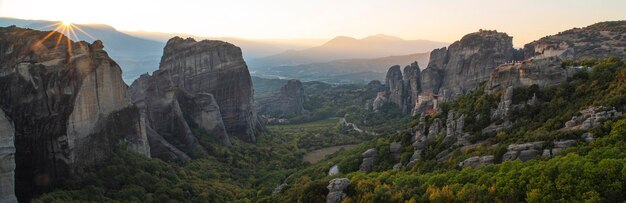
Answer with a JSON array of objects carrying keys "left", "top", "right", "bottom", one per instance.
[{"left": 0, "top": 6, "right": 625, "bottom": 203}]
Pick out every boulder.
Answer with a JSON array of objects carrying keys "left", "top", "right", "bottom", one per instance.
[
  {"left": 327, "top": 178, "right": 350, "bottom": 203},
  {"left": 502, "top": 151, "right": 518, "bottom": 161},
  {"left": 459, "top": 155, "right": 494, "bottom": 168},
  {"left": 507, "top": 141, "right": 544, "bottom": 151},
  {"left": 518, "top": 149, "right": 540, "bottom": 162},
  {"left": 328, "top": 165, "right": 339, "bottom": 176},
  {"left": 359, "top": 148, "right": 378, "bottom": 172},
  {"left": 389, "top": 142, "right": 402, "bottom": 162}
]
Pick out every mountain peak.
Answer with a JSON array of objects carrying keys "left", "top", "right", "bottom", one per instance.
[{"left": 363, "top": 34, "right": 404, "bottom": 41}]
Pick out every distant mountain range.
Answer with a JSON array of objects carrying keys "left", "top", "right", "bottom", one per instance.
[
  {"left": 248, "top": 34, "right": 447, "bottom": 68},
  {"left": 0, "top": 17, "right": 448, "bottom": 84},
  {"left": 252, "top": 52, "right": 431, "bottom": 84},
  {"left": 124, "top": 30, "right": 327, "bottom": 60}
]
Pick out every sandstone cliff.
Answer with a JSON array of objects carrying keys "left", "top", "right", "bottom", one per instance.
[
  {"left": 486, "top": 57, "right": 582, "bottom": 93},
  {"left": 0, "top": 26, "right": 149, "bottom": 201},
  {"left": 160, "top": 37, "right": 259, "bottom": 142},
  {"left": 420, "top": 30, "right": 521, "bottom": 97},
  {"left": 379, "top": 62, "right": 422, "bottom": 114},
  {"left": 130, "top": 36, "right": 260, "bottom": 161},
  {"left": 256, "top": 79, "right": 306, "bottom": 117}
]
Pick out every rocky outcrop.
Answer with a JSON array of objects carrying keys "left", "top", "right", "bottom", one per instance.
[
  {"left": 154, "top": 37, "right": 260, "bottom": 142},
  {"left": 359, "top": 148, "right": 377, "bottom": 172},
  {"left": 0, "top": 109, "right": 16, "bottom": 203},
  {"left": 523, "top": 21, "right": 626, "bottom": 60},
  {"left": 326, "top": 178, "right": 350, "bottom": 203},
  {"left": 257, "top": 79, "right": 306, "bottom": 117},
  {"left": 0, "top": 26, "right": 149, "bottom": 201},
  {"left": 377, "top": 62, "right": 422, "bottom": 114},
  {"left": 563, "top": 106, "right": 622, "bottom": 130},
  {"left": 371, "top": 92, "right": 387, "bottom": 112},
  {"left": 407, "top": 118, "right": 441, "bottom": 167},
  {"left": 420, "top": 30, "right": 520, "bottom": 97},
  {"left": 131, "top": 73, "right": 229, "bottom": 161},
  {"left": 486, "top": 57, "right": 582, "bottom": 93},
  {"left": 403, "top": 62, "right": 422, "bottom": 106},
  {"left": 365, "top": 80, "right": 385, "bottom": 92},
  {"left": 389, "top": 142, "right": 402, "bottom": 162},
  {"left": 502, "top": 141, "right": 544, "bottom": 161},
  {"left": 385, "top": 65, "right": 406, "bottom": 112},
  {"left": 492, "top": 86, "right": 514, "bottom": 119},
  {"left": 458, "top": 155, "right": 494, "bottom": 168}
]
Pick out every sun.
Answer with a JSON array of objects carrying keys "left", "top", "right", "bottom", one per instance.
[{"left": 62, "top": 21, "right": 72, "bottom": 26}]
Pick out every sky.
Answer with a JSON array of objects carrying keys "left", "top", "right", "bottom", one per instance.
[{"left": 1, "top": 0, "right": 625, "bottom": 47}]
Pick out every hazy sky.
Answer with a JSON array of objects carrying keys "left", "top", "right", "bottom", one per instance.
[{"left": 1, "top": 0, "right": 624, "bottom": 46}]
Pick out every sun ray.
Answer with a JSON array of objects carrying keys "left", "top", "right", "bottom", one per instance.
[
  {"left": 38, "top": 22, "right": 62, "bottom": 30},
  {"left": 68, "top": 26, "right": 88, "bottom": 52},
  {"left": 54, "top": 27, "right": 66, "bottom": 49},
  {"left": 70, "top": 24, "right": 96, "bottom": 41}
]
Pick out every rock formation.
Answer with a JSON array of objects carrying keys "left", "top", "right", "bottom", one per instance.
[
  {"left": 0, "top": 109, "right": 16, "bottom": 203},
  {"left": 359, "top": 148, "right": 378, "bottom": 172},
  {"left": 144, "top": 37, "right": 260, "bottom": 143},
  {"left": 389, "top": 142, "right": 402, "bottom": 162},
  {"left": 130, "top": 37, "right": 261, "bottom": 162},
  {"left": 492, "top": 86, "right": 514, "bottom": 119},
  {"left": 420, "top": 30, "right": 520, "bottom": 97},
  {"left": 0, "top": 26, "right": 149, "bottom": 201},
  {"left": 326, "top": 178, "right": 350, "bottom": 203},
  {"left": 486, "top": 57, "right": 582, "bottom": 93},
  {"left": 523, "top": 21, "right": 626, "bottom": 60},
  {"left": 563, "top": 106, "right": 622, "bottom": 130},
  {"left": 458, "top": 155, "right": 494, "bottom": 168},
  {"left": 257, "top": 79, "right": 306, "bottom": 117},
  {"left": 131, "top": 73, "right": 229, "bottom": 161},
  {"left": 377, "top": 62, "right": 422, "bottom": 114},
  {"left": 365, "top": 80, "right": 385, "bottom": 93}
]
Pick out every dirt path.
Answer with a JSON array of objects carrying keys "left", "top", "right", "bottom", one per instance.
[{"left": 303, "top": 144, "right": 357, "bottom": 163}]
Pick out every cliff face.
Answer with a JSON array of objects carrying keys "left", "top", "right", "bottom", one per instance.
[
  {"left": 157, "top": 37, "right": 259, "bottom": 142},
  {"left": 130, "top": 36, "right": 259, "bottom": 160},
  {"left": 523, "top": 21, "right": 626, "bottom": 60},
  {"left": 256, "top": 79, "right": 306, "bottom": 117},
  {"left": 380, "top": 62, "right": 421, "bottom": 114},
  {"left": 421, "top": 30, "right": 520, "bottom": 97},
  {"left": 0, "top": 26, "right": 149, "bottom": 201},
  {"left": 0, "top": 109, "right": 16, "bottom": 203},
  {"left": 486, "top": 57, "right": 582, "bottom": 93}
]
